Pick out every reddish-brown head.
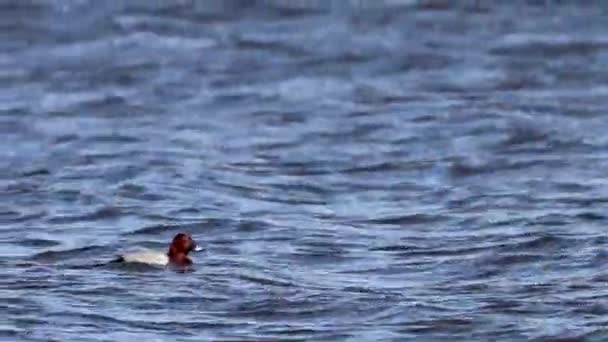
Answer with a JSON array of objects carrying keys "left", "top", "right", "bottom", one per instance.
[{"left": 167, "top": 233, "right": 197, "bottom": 265}]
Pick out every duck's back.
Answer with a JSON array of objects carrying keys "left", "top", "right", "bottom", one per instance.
[{"left": 120, "top": 249, "right": 169, "bottom": 266}]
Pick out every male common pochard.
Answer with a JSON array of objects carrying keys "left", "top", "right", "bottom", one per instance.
[{"left": 114, "top": 233, "right": 202, "bottom": 267}]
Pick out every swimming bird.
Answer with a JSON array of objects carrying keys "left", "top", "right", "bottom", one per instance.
[{"left": 114, "top": 233, "right": 202, "bottom": 267}]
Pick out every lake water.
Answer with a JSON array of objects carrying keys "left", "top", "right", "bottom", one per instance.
[{"left": 3, "top": 1, "right": 608, "bottom": 341}]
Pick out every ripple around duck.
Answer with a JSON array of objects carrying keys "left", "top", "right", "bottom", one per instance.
[{"left": 29, "top": 245, "right": 102, "bottom": 262}]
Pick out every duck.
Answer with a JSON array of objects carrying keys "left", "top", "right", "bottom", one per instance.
[{"left": 113, "top": 233, "right": 202, "bottom": 267}]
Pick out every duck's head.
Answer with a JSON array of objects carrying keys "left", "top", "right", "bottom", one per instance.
[{"left": 167, "top": 233, "right": 201, "bottom": 265}]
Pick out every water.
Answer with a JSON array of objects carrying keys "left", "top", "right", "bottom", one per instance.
[{"left": 3, "top": 1, "right": 608, "bottom": 341}]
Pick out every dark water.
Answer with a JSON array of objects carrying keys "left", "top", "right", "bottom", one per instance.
[{"left": 3, "top": 1, "right": 608, "bottom": 341}]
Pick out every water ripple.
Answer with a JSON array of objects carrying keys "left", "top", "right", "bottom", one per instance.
[{"left": 3, "top": 1, "right": 608, "bottom": 341}]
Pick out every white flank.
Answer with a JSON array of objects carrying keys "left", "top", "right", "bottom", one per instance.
[{"left": 121, "top": 249, "right": 169, "bottom": 266}]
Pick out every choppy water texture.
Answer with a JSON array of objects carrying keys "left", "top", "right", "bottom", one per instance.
[{"left": 3, "top": 1, "right": 608, "bottom": 341}]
